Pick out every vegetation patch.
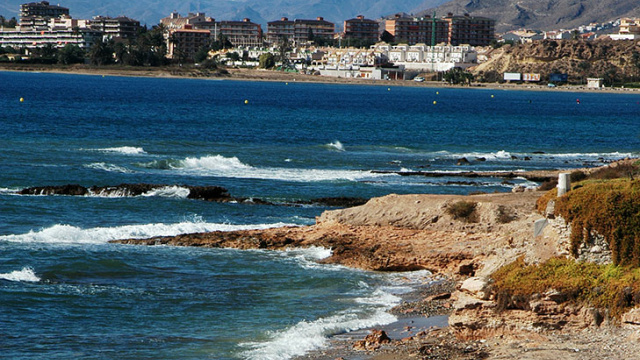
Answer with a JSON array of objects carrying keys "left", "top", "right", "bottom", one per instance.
[
  {"left": 537, "top": 179, "right": 640, "bottom": 267},
  {"left": 491, "top": 257, "right": 640, "bottom": 318},
  {"left": 535, "top": 161, "right": 640, "bottom": 266},
  {"left": 496, "top": 205, "right": 516, "bottom": 224},
  {"left": 589, "top": 162, "right": 639, "bottom": 180},
  {"left": 446, "top": 201, "right": 478, "bottom": 223}
]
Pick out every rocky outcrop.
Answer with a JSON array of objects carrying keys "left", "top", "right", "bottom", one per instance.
[
  {"left": 19, "top": 183, "right": 232, "bottom": 201},
  {"left": 449, "top": 278, "right": 610, "bottom": 340},
  {"left": 18, "top": 184, "right": 367, "bottom": 208},
  {"left": 353, "top": 329, "right": 391, "bottom": 351},
  {"left": 114, "top": 190, "right": 549, "bottom": 275}
]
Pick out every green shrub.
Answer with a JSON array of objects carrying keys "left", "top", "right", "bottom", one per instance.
[
  {"left": 550, "top": 180, "right": 640, "bottom": 266},
  {"left": 491, "top": 257, "right": 640, "bottom": 317}
]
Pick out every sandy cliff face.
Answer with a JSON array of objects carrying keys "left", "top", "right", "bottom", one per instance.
[{"left": 473, "top": 39, "right": 640, "bottom": 84}]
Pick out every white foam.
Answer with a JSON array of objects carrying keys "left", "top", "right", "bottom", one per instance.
[
  {"left": 0, "top": 222, "right": 294, "bottom": 245},
  {"left": 94, "top": 146, "right": 147, "bottom": 155},
  {"left": 241, "top": 268, "right": 407, "bottom": 360},
  {"left": 166, "top": 155, "right": 390, "bottom": 182},
  {"left": 241, "top": 307, "right": 396, "bottom": 360},
  {"left": 274, "top": 247, "right": 338, "bottom": 271},
  {"left": 85, "top": 162, "right": 134, "bottom": 174},
  {"left": 0, "top": 187, "right": 21, "bottom": 195},
  {"left": 282, "top": 246, "right": 332, "bottom": 261},
  {"left": 326, "top": 141, "right": 345, "bottom": 152},
  {"left": 436, "top": 150, "right": 634, "bottom": 162},
  {"left": 0, "top": 267, "right": 40, "bottom": 282},
  {"left": 141, "top": 186, "right": 190, "bottom": 198}
]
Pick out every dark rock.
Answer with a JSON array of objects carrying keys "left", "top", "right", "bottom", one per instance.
[
  {"left": 475, "top": 157, "right": 486, "bottom": 162},
  {"left": 353, "top": 329, "right": 391, "bottom": 351},
  {"left": 295, "top": 197, "right": 368, "bottom": 208},
  {"left": 186, "top": 186, "right": 231, "bottom": 201},
  {"left": 456, "top": 157, "right": 470, "bottom": 165},
  {"left": 19, "top": 184, "right": 88, "bottom": 196}
]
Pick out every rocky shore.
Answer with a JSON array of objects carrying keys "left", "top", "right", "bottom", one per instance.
[{"left": 110, "top": 160, "right": 640, "bottom": 359}]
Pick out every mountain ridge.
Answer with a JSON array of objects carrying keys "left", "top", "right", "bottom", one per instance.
[{"left": 424, "top": 0, "right": 640, "bottom": 32}]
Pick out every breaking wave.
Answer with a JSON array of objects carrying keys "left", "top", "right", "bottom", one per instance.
[
  {"left": 241, "top": 291, "right": 398, "bottom": 360},
  {"left": 91, "top": 147, "right": 147, "bottom": 155},
  {"left": 326, "top": 141, "right": 345, "bottom": 152},
  {"left": 85, "top": 162, "right": 134, "bottom": 174},
  {"left": 0, "top": 221, "right": 294, "bottom": 245},
  {"left": 241, "top": 267, "right": 437, "bottom": 360},
  {"left": 433, "top": 150, "right": 634, "bottom": 162},
  {"left": 0, "top": 267, "right": 40, "bottom": 282},
  {"left": 139, "top": 155, "right": 390, "bottom": 182}
]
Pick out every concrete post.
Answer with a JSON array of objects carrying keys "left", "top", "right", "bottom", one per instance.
[
  {"left": 534, "top": 218, "right": 548, "bottom": 238},
  {"left": 557, "top": 173, "right": 571, "bottom": 196}
]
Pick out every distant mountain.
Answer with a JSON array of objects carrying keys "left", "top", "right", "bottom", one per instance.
[
  {"left": 422, "top": 0, "right": 640, "bottom": 32},
  {"left": 0, "top": 0, "right": 448, "bottom": 28}
]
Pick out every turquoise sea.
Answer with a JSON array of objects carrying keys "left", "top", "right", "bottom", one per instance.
[{"left": 1, "top": 71, "right": 639, "bottom": 359}]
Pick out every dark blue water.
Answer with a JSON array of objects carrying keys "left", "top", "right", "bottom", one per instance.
[{"left": 0, "top": 71, "right": 638, "bottom": 359}]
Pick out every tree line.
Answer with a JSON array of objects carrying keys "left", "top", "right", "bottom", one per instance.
[{"left": 0, "top": 25, "right": 169, "bottom": 66}]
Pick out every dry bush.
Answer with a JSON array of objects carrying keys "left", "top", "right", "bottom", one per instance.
[{"left": 446, "top": 201, "right": 478, "bottom": 223}]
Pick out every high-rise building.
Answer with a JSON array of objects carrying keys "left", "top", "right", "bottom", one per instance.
[
  {"left": 268, "top": 17, "right": 334, "bottom": 45},
  {"left": 266, "top": 17, "right": 294, "bottom": 44},
  {"left": 294, "top": 17, "right": 334, "bottom": 43},
  {"left": 19, "top": 1, "right": 70, "bottom": 31},
  {"left": 443, "top": 13, "right": 495, "bottom": 46},
  {"left": 343, "top": 15, "right": 379, "bottom": 44},
  {"left": 90, "top": 16, "right": 140, "bottom": 40},
  {"left": 385, "top": 13, "right": 494, "bottom": 46},
  {"left": 218, "top": 18, "right": 262, "bottom": 47}
]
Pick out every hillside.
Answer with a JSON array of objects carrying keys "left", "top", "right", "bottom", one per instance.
[
  {"left": 424, "top": 0, "right": 640, "bottom": 32},
  {"left": 0, "top": 0, "right": 447, "bottom": 28},
  {"left": 472, "top": 38, "right": 640, "bottom": 85}
]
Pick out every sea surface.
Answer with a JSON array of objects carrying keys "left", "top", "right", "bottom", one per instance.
[{"left": 1, "top": 71, "right": 639, "bottom": 359}]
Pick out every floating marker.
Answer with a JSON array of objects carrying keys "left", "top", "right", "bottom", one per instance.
[
  {"left": 433, "top": 100, "right": 437, "bottom": 105},
  {"left": 388, "top": 88, "right": 391, "bottom": 91},
  {"left": 436, "top": 91, "right": 439, "bottom": 95},
  {"left": 244, "top": 100, "right": 249, "bottom": 104},
  {"left": 491, "top": 94, "right": 494, "bottom": 98},
  {"left": 19, "top": 97, "right": 24, "bottom": 102},
  {"left": 285, "top": 82, "right": 288, "bottom": 85}
]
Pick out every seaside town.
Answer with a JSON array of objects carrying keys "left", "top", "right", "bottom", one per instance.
[{"left": 1, "top": 1, "right": 640, "bottom": 87}]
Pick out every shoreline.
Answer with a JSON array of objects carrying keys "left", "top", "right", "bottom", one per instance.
[
  {"left": 112, "top": 158, "right": 640, "bottom": 359},
  {"left": 2, "top": 63, "right": 640, "bottom": 94}
]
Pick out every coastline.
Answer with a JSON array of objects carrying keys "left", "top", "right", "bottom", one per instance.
[
  {"left": 112, "top": 160, "right": 640, "bottom": 359},
  {"left": 2, "top": 63, "right": 640, "bottom": 94}
]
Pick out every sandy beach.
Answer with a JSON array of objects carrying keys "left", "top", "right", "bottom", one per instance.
[{"left": 2, "top": 62, "right": 640, "bottom": 94}]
